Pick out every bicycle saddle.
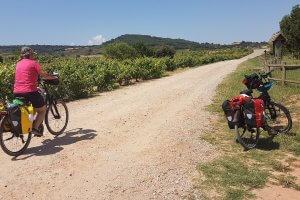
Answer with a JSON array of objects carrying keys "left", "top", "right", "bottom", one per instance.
[{"left": 240, "top": 89, "right": 253, "bottom": 96}]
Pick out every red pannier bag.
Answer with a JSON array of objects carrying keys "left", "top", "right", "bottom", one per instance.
[{"left": 243, "top": 98, "right": 265, "bottom": 128}]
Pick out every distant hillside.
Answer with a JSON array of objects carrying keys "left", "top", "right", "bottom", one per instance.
[
  {"left": 0, "top": 34, "right": 267, "bottom": 56},
  {"left": 103, "top": 34, "right": 224, "bottom": 50},
  {"left": 0, "top": 45, "right": 103, "bottom": 56}
]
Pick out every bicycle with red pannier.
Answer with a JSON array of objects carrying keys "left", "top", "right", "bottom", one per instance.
[{"left": 222, "top": 72, "right": 292, "bottom": 150}]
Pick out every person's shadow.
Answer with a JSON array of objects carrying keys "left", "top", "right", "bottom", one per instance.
[{"left": 12, "top": 128, "right": 97, "bottom": 161}]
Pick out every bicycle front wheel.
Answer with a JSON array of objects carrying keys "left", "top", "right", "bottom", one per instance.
[
  {"left": 265, "top": 101, "right": 292, "bottom": 134},
  {"left": 45, "top": 99, "right": 69, "bottom": 136},
  {"left": 235, "top": 125, "right": 260, "bottom": 150},
  {"left": 0, "top": 116, "right": 32, "bottom": 156}
]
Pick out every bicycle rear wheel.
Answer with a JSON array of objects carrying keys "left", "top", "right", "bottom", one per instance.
[
  {"left": 45, "top": 99, "right": 69, "bottom": 136},
  {"left": 265, "top": 101, "right": 292, "bottom": 134},
  {"left": 235, "top": 125, "right": 260, "bottom": 150},
  {"left": 0, "top": 116, "right": 32, "bottom": 156}
]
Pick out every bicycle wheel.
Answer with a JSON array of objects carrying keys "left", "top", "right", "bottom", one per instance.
[
  {"left": 265, "top": 101, "right": 292, "bottom": 134},
  {"left": 45, "top": 99, "right": 69, "bottom": 135},
  {"left": 235, "top": 125, "right": 260, "bottom": 150},
  {"left": 0, "top": 116, "right": 32, "bottom": 156}
]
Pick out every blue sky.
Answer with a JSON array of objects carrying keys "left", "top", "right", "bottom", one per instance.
[{"left": 0, "top": 0, "right": 299, "bottom": 45}]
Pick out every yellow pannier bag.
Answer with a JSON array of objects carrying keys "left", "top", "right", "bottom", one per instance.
[
  {"left": 0, "top": 101, "right": 4, "bottom": 111},
  {"left": 21, "top": 106, "right": 34, "bottom": 134}
]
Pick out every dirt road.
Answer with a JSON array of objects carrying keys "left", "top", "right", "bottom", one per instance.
[{"left": 0, "top": 50, "right": 264, "bottom": 200}]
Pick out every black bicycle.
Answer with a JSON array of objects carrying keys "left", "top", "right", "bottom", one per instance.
[
  {"left": 235, "top": 72, "right": 292, "bottom": 150},
  {"left": 0, "top": 74, "right": 69, "bottom": 156}
]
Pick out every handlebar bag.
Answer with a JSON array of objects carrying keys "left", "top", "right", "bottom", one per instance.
[
  {"left": 243, "top": 73, "right": 262, "bottom": 89},
  {"left": 243, "top": 98, "right": 265, "bottom": 128},
  {"left": 43, "top": 79, "right": 59, "bottom": 85}
]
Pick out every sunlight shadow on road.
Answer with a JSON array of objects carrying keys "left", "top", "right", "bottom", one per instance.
[{"left": 12, "top": 128, "right": 97, "bottom": 161}]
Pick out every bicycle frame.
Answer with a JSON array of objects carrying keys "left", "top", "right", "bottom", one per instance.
[{"left": 39, "top": 81, "right": 62, "bottom": 120}]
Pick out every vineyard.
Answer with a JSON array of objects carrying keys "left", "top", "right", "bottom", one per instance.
[{"left": 0, "top": 48, "right": 252, "bottom": 101}]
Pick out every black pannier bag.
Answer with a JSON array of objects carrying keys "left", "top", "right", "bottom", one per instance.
[
  {"left": 9, "top": 106, "right": 22, "bottom": 136},
  {"left": 222, "top": 100, "right": 245, "bottom": 129},
  {"left": 222, "top": 100, "right": 235, "bottom": 129}
]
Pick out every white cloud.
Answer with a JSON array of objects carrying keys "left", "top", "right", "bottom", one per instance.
[
  {"left": 71, "top": 42, "right": 75, "bottom": 46},
  {"left": 88, "top": 35, "right": 106, "bottom": 45}
]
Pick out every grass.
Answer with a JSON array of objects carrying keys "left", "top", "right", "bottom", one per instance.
[
  {"left": 276, "top": 175, "right": 300, "bottom": 191},
  {"left": 272, "top": 68, "right": 300, "bottom": 82},
  {"left": 198, "top": 157, "right": 268, "bottom": 200},
  {"left": 196, "top": 55, "right": 300, "bottom": 199}
]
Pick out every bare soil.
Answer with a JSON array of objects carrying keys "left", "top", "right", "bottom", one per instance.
[
  {"left": 0, "top": 50, "right": 264, "bottom": 200},
  {"left": 256, "top": 184, "right": 300, "bottom": 200}
]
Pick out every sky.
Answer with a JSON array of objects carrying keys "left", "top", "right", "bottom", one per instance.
[{"left": 0, "top": 0, "right": 299, "bottom": 45}]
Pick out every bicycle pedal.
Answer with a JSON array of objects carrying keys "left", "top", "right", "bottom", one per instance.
[
  {"left": 34, "top": 134, "right": 43, "bottom": 137},
  {"left": 247, "top": 128, "right": 255, "bottom": 133}
]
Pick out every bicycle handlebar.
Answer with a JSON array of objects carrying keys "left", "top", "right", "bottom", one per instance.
[
  {"left": 38, "top": 72, "right": 60, "bottom": 85},
  {"left": 258, "top": 70, "right": 273, "bottom": 79}
]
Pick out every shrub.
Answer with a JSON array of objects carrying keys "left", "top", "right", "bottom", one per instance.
[
  {"left": 0, "top": 48, "right": 253, "bottom": 101},
  {"left": 132, "top": 42, "right": 155, "bottom": 57},
  {"left": 0, "top": 64, "right": 15, "bottom": 100},
  {"left": 155, "top": 46, "right": 176, "bottom": 58},
  {"left": 104, "top": 43, "right": 138, "bottom": 60}
]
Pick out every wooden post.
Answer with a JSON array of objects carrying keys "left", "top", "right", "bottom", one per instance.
[
  {"left": 282, "top": 66, "right": 286, "bottom": 86},
  {"left": 264, "top": 50, "right": 267, "bottom": 64}
]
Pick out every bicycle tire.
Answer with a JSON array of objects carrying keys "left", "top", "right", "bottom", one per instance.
[
  {"left": 0, "top": 115, "right": 32, "bottom": 156},
  {"left": 45, "top": 99, "right": 69, "bottom": 136},
  {"left": 265, "top": 101, "right": 292, "bottom": 134},
  {"left": 235, "top": 125, "right": 260, "bottom": 150}
]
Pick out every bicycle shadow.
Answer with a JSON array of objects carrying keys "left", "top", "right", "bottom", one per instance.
[
  {"left": 255, "top": 136, "right": 280, "bottom": 151},
  {"left": 12, "top": 128, "right": 97, "bottom": 161}
]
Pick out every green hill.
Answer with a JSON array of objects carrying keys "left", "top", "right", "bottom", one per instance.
[{"left": 103, "top": 34, "right": 224, "bottom": 50}]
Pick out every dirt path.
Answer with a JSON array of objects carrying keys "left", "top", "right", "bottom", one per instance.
[{"left": 0, "top": 50, "right": 264, "bottom": 200}]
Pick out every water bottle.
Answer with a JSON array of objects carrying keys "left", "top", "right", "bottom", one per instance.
[
  {"left": 28, "top": 114, "right": 34, "bottom": 122},
  {"left": 28, "top": 106, "right": 35, "bottom": 122}
]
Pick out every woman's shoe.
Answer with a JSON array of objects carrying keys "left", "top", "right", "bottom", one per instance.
[{"left": 32, "top": 128, "right": 43, "bottom": 137}]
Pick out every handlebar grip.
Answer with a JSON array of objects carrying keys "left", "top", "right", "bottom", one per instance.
[{"left": 259, "top": 71, "right": 272, "bottom": 79}]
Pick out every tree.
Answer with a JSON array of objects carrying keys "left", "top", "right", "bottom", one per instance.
[
  {"left": 132, "top": 42, "right": 154, "bottom": 57},
  {"left": 14, "top": 48, "right": 21, "bottom": 57},
  {"left": 155, "top": 46, "right": 176, "bottom": 58},
  {"left": 280, "top": 5, "right": 300, "bottom": 52},
  {"left": 88, "top": 48, "right": 93, "bottom": 55},
  {"left": 0, "top": 55, "right": 3, "bottom": 63},
  {"left": 104, "top": 43, "right": 138, "bottom": 60}
]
